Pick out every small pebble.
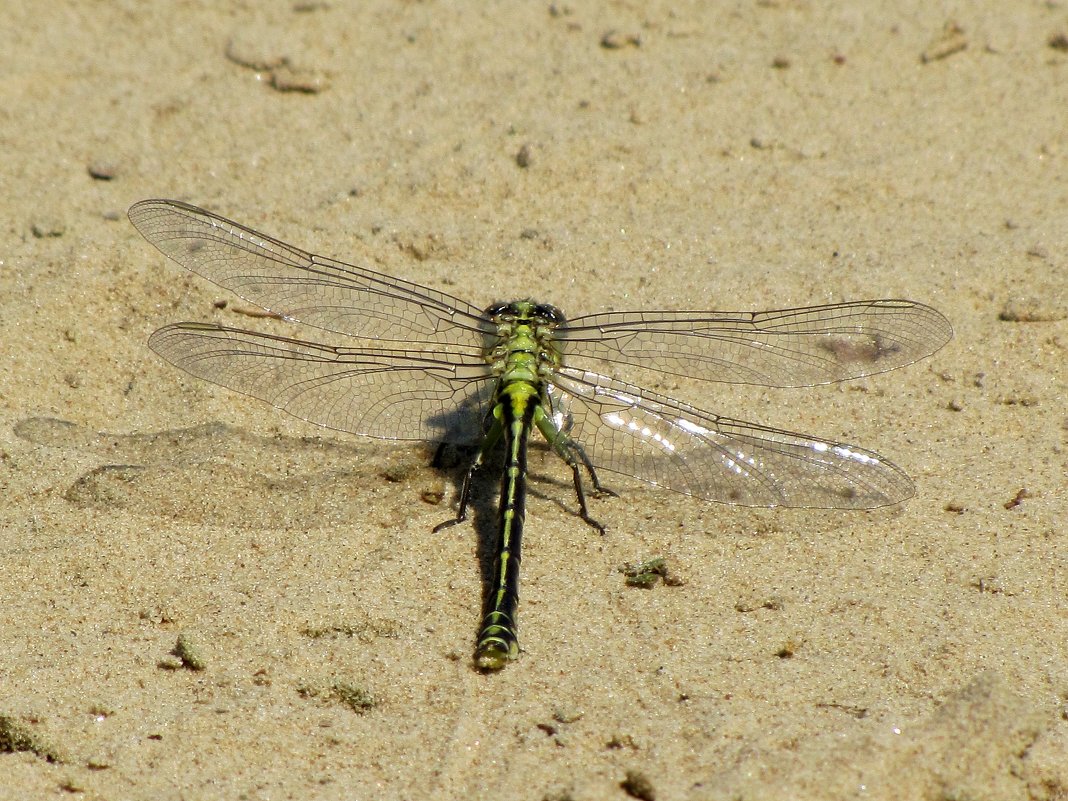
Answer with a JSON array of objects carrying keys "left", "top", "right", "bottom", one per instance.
[{"left": 87, "top": 160, "right": 119, "bottom": 180}]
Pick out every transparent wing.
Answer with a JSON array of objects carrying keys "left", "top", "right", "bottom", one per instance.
[
  {"left": 148, "top": 323, "right": 497, "bottom": 444},
  {"left": 547, "top": 367, "right": 914, "bottom": 508},
  {"left": 558, "top": 301, "right": 952, "bottom": 387},
  {"left": 129, "top": 199, "right": 492, "bottom": 344}
]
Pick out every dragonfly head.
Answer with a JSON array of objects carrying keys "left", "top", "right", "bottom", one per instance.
[{"left": 484, "top": 300, "right": 567, "bottom": 326}]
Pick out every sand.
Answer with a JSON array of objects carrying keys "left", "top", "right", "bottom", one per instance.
[{"left": 0, "top": 2, "right": 1064, "bottom": 799}]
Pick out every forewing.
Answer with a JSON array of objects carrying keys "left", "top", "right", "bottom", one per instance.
[
  {"left": 558, "top": 300, "right": 952, "bottom": 387},
  {"left": 129, "top": 199, "right": 492, "bottom": 343},
  {"left": 149, "top": 323, "right": 496, "bottom": 444},
  {"left": 548, "top": 367, "right": 914, "bottom": 508}
]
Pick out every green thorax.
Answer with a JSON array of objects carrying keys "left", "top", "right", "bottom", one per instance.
[{"left": 484, "top": 300, "right": 566, "bottom": 392}]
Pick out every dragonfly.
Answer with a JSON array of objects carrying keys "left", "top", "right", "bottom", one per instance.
[{"left": 128, "top": 199, "right": 953, "bottom": 671}]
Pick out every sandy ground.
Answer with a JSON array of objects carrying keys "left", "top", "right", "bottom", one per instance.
[{"left": 1, "top": 2, "right": 1065, "bottom": 799}]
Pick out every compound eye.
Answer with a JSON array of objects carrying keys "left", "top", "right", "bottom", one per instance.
[
  {"left": 484, "top": 302, "right": 510, "bottom": 318},
  {"left": 535, "top": 304, "right": 565, "bottom": 324}
]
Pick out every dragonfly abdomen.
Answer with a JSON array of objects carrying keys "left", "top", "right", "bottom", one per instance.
[{"left": 474, "top": 379, "right": 540, "bottom": 670}]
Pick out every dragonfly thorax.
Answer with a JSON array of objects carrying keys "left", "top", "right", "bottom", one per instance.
[{"left": 484, "top": 299, "right": 566, "bottom": 382}]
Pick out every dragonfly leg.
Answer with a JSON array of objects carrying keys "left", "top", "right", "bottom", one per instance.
[
  {"left": 567, "top": 459, "right": 606, "bottom": 534},
  {"left": 570, "top": 439, "right": 617, "bottom": 499},
  {"left": 431, "top": 467, "right": 474, "bottom": 532},
  {"left": 432, "top": 407, "right": 504, "bottom": 533},
  {"left": 534, "top": 406, "right": 612, "bottom": 533}
]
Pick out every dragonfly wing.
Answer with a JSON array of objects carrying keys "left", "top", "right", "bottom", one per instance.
[
  {"left": 149, "top": 323, "right": 496, "bottom": 444},
  {"left": 558, "top": 300, "right": 952, "bottom": 387},
  {"left": 548, "top": 367, "right": 915, "bottom": 508},
  {"left": 129, "top": 200, "right": 492, "bottom": 343}
]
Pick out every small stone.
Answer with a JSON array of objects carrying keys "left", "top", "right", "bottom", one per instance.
[
  {"left": 515, "top": 143, "right": 533, "bottom": 168},
  {"left": 87, "top": 160, "right": 120, "bottom": 180},
  {"left": 31, "top": 217, "right": 65, "bottom": 238},
  {"left": 173, "top": 631, "right": 208, "bottom": 671},
  {"left": 270, "top": 64, "right": 328, "bottom": 94},
  {"left": 998, "top": 297, "right": 1065, "bottom": 323},
  {"left": 921, "top": 21, "right": 968, "bottom": 63}
]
